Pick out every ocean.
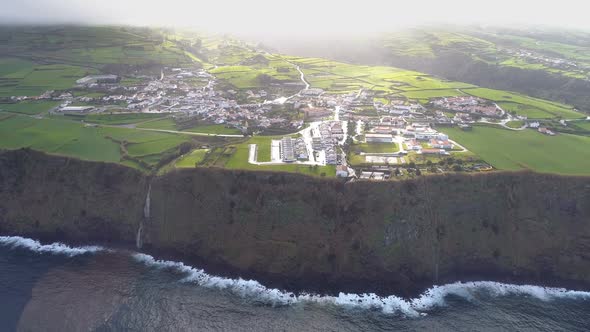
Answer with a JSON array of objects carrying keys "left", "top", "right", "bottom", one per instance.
[{"left": 1, "top": 236, "right": 590, "bottom": 331}]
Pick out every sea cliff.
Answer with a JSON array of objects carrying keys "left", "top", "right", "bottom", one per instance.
[{"left": 1, "top": 149, "right": 589, "bottom": 297}]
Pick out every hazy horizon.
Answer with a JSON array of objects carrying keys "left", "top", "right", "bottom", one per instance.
[{"left": 1, "top": 0, "right": 589, "bottom": 36}]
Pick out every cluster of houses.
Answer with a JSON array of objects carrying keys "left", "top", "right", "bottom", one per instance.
[
  {"left": 44, "top": 69, "right": 306, "bottom": 132},
  {"left": 279, "top": 137, "right": 309, "bottom": 162},
  {"left": 361, "top": 114, "right": 456, "bottom": 158},
  {"left": 528, "top": 122, "right": 557, "bottom": 136},
  {"left": 505, "top": 49, "right": 584, "bottom": 73},
  {"left": 433, "top": 96, "right": 503, "bottom": 118},
  {"left": 313, "top": 121, "right": 344, "bottom": 165},
  {"left": 374, "top": 99, "right": 424, "bottom": 115}
]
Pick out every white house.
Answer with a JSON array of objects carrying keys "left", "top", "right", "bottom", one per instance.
[{"left": 336, "top": 165, "right": 349, "bottom": 178}]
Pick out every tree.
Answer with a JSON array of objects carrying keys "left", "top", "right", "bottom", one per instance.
[
  {"left": 256, "top": 74, "right": 274, "bottom": 86},
  {"left": 426, "top": 160, "right": 433, "bottom": 167},
  {"left": 409, "top": 162, "right": 416, "bottom": 169},
  {"left": 416, "top": 169, "right": 422, "bottom": 176},
  {"left": 453, "top": 165, "right": 463, "bottom": 172},
  {"left": 193, "top": 38, "right": 202, "bottom": 50}
]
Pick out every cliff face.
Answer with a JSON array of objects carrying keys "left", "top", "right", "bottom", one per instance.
[
  {"left": 1, "top": 149, "right": 590, "bottom": 296},
  {"left": 0, "top": 149, "right": 146, "bottom": 244}
]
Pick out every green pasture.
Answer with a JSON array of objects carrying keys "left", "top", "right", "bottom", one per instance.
[{"left": 441, "top": 126, "right": 590, "bottom": 175}]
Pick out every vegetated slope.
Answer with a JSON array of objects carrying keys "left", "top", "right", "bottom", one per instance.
[
  {"left": 379, "top": 28, "right": 590, "bottom": 113},
  {"left": 0, "top": 149, "right": 146, "bottom": 243},
  {"left": 1, "top": 149, "right": 589, "bottom": 297},
  {"left": 268, "top": 27, "right": 590, "bottom": 113}
]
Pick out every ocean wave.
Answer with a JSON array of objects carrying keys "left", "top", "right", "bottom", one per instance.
[
  {"left": 0, "top": 236, "right": 106, "bottom": 257},
  {"left": 132, "top": 253, "right": 590, "bottom": 317}
]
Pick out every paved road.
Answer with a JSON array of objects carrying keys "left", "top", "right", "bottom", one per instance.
[
  {"left": 478, "top": 116, "right": 527, "bottom": 131},
  {"left": 295, "top": 65, "right": 310, "bottom": 90},
  {"left": 105, "top": 125, "right": 245, "bottom": 138}
]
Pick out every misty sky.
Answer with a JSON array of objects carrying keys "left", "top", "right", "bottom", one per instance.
[{"left": 1, "top": 0, "right": 588, "bottom": 35}]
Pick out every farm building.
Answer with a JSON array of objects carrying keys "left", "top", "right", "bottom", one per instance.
[
  {"left": 76, "top": 75, "right": 120, "bottom": 85},
  {"left": 58, "top": 106, "right": 95, "bottom": 114}
]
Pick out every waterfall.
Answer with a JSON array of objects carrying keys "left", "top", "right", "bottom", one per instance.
[
  {"left": 136, "top": 222, "right": 143, "bottom": 249},
  {"left": 137, "top": 183, "right": 151, "bottom": 249},
  {"left": 144, "top": 183, "right": 151, "bottom": 220}
]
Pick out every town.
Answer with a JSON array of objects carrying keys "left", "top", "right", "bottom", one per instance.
[{"left": 4, "top": 47, "right": 587, "bottom": 180}]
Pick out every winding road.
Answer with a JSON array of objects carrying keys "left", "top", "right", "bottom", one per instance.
[{"left": 296, "top": 65, "right": 310, "bottom": 90}]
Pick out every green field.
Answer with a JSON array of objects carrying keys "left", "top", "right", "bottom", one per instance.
[
  {"left": 209, "top": 54, "right": 301, "bottom": 89},
  {"left": 0, "top": 101, "right": 60, "bottom": 115},
  {"left": 138, "top": 118, "right": 243, "bottom": 135},
  {"left": 441, "top": 126, "right": 590, "bottom": 175},
  {"left": 497, "top": 102, "right": 553, "bottom": 119},
  {"left": 78, "top": 113, "right": 165, "bottom": 125},
  {"left": 282, "top": 56, "right": 477, "bottom": 96},
  {"left": 183, "top": 124, "right": 242, "bottom": 135},
  {"left": 137, "top": 118, "right": 177, "bottom": 130},
  {"left": 353, "top": 142, "right": 399, "bottom": 154},
  {"left": 0, "top": 114, "right": 192, "bottom": 168},
  {"left": 125, "top": 136, "right": 188, "bottom": 157},
  {"left": 464, "top": 88, "right": 583, "bottom": 119},
  {"left": 0, "top": 114, "right": 121, "bottom": 162},
  {"left": 401, "top": 89, "right": 465, "bottom": 100},
  {"left": 570, "top": 120, "right": 590, "bottom": 131},
  {"left": 0, "top": 61, "right": 98, "bottom": 97},
  {"left": 175, "top": 149, "right": 209, "bottom": 168},
  {"left": 506, "top": 120, "right": 525, "bottom": 129}
]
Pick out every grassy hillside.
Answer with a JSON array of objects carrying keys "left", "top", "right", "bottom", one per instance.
[
  {"left": 383, "top": 27, "right": 590, "bottom": 81},
  {"left": 376, "top": 27, "right": 590, "bottom": 113},
  {"left": 0, "top": 113, "right": 199, "bottom": 170}
]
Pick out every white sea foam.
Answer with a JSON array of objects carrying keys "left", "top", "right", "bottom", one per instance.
[
  {"left": 0, "top": 236, "right": 106, "bottom": 257},
  {"left": 132, "top": 253, "right": 590, "bottom": 317}
]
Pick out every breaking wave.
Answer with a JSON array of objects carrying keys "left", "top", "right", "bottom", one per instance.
[
  {"left": 0, "top": 236, "right": 106, "bottom": 257},
  {"left": 132, "top": 253, "right": 590, "bottom": 317}
]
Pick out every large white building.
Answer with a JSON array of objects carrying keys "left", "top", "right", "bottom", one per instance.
[
  {"left": 76, "top": 75, "right": 119, "bottom": 85},
  {"left": 58, "top": 106, "right": 95, "bottom": 114},
  {"left": 280, "top": 137, "right": 296, "bottom": 162}
]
